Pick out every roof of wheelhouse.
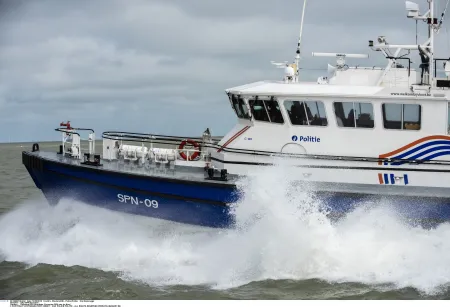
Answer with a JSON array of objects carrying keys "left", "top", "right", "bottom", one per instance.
[
  {"left": 225, "top": 80, "right": 385, "bottom": 98},
  {"left": 225, "top": 80, "right": 450, "bottom": 100}
]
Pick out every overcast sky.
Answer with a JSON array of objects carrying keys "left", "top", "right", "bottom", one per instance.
[{"left": 0, "top": 0, "right": 448, "bottom": 142}]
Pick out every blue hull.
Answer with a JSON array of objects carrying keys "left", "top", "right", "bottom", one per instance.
[
  {"left": 317, "top": 193, "right": 450, "bottom": 225},
  {"left": 23, "top": 151, "right": 450, "bottom": 228},
  {"left": 23, "top": 152, "right": 238, "bottom": 228}
]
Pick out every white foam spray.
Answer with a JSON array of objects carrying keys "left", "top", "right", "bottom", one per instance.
[{"left": 1, "top": 162, "right": 450, "bottom": 295}]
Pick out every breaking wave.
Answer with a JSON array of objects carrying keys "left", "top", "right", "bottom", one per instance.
[{"left": 1, "top": 162, "right": 450, "bottom": 295}]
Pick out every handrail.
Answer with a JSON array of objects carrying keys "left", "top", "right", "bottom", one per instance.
[
  {"left": 103, "top": 131, "right": 222, "bottom": 143},
  {"left": 73, "top": 128, "right": 95, "bottom": 133},
  {"left": 55, "top": 128, "right": 80, "bottom": 137},
  {"left": 55, "top": 126, "right": 96, "bottom": 159},
  {"left": 55, "top": 127, "right": 94, "bottom": 134}
]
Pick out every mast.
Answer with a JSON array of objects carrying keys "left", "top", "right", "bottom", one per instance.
[
  {"left": 370, "top": 0, "right": 441, "bottom": 88},
  {"left": 295, "top": 0, "right": 307, "bottom": 82}
]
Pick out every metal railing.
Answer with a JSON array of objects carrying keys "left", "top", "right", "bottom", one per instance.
[
  {"left": 102, "top": 131, "right": 222, "bottom": 162},
  {"left": 101, "top": 131, "right": 450, "bottom": 167},
  {"left": 55, "top": 127, "right": 96, "bottom": 159}
]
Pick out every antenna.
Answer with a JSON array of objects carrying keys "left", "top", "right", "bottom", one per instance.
[
  {"left": 436, "top": 0, "right": 450, "bottom": 33},
  {"left": 294, "top": 0, "right": 308, "bottom": 82}
]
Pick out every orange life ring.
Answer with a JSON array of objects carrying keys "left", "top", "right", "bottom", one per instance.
[{"left": 178, "top": 139, "right": 201, "bottom": 161}]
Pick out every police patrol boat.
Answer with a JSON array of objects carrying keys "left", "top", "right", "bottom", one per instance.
[{"left": 22, "top": 0, "right": 450, "bottom": 227}]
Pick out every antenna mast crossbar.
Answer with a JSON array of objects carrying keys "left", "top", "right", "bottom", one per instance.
[{"left": 311, "top": 53, "right": 369, "bottom": 59}]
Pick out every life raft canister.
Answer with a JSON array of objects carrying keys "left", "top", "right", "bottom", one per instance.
[{"left": 178, "top": 139, "right": 201, "bottom": 161}]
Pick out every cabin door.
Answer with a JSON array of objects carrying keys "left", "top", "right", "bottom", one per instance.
[{"left": 448, "top": 102, "right": 450, "bottom": 134}]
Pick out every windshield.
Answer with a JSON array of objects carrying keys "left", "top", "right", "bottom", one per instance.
[{"left": 230, "top": 95, "right": 251, "bottom": 119}]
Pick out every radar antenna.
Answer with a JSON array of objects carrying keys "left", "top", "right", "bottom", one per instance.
[{"left": 311, "top": 52, "right": 369, "bottom": 70}]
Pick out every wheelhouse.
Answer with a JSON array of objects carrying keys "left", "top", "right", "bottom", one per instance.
[{"left": 221, "top": 82, "right": 450, "bottom": 159}]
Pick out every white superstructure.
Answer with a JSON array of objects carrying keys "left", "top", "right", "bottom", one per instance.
[{"left": 207, "top": 0, "right": 450, "bottom": 193}]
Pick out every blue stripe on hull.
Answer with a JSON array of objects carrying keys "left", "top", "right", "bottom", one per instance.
[
  {"left": 317, "top": 193, "right": 450, "bottom": 222},
  {"left": 29, "top": 167, "right": 235, "bottom": 228},
  {"left": 43, "top": 163, "right": 237, "bottom": 204}
]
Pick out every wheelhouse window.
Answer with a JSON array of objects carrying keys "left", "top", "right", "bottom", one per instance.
[
  {"left": 249, "top": 99, "right": 269, "bottom": 122},
  {"left": 284, "top": 100, "right": 327, "bottom": 126},
  {"left": 229, "top": 94, "right": 251, "bottom": 119},
  {"left": 248, "top": 97, "right": 284, "bottom": 124},
  {"left": 382, "top": 103, "right": 421, "bottom": 130},
  {"left": 334, "top": 102, "right": 374, "bottom": 128},
  {"left": 265, "top": 99, "right": 284, "bottom": 124}
]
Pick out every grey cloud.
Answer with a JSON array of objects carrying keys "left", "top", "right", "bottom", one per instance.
[{"left": 0, "top": 0, "right": 448, "bottom": 141}]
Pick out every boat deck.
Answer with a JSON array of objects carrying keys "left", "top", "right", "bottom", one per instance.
[{"left": 26, "top": 150, "right": 238, "bottom": 186}]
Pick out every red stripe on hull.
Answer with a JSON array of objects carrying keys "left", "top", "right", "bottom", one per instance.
[{"left": 217, "top": 126, "right": 250, "bottom": 152}]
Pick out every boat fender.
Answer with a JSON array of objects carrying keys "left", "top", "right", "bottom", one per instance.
[
  {"left": 178, "top": 139, "right": 201, "bottom": 161},
  {"left": 220, "top": 169, "right": 227, "bottom": 180},
  {"left": 32, "top": 143, "right": 40, "bottom": 152}
]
